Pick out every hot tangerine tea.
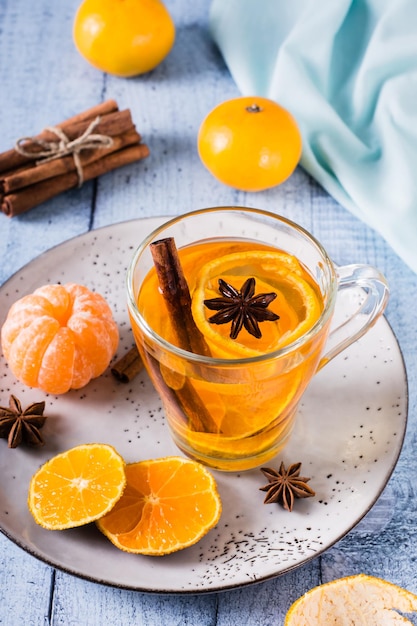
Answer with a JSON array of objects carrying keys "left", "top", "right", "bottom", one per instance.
[{"left": 131, "top": 239, "right": 329, "bottom": 471}]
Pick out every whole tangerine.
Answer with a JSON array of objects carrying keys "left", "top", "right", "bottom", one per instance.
[
  {"left": 1, "top": 283, "right": 119, "bottom": 394},
  {"left": 197, "top": 96, "right": 302, "bottom": 192},
  {"left": 73, "top": 0, "right": 175, "bottom": 77}
]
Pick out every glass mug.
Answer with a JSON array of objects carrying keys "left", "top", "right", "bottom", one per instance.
[{"left": 127, "top": 207, "right": 389, "bottom": 471}]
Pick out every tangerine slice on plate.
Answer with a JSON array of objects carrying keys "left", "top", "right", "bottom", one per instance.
[
  {"left": 97, "top": 456, "right": 222, "bottom": 555},
  {"left": 28, "top": 443, "right": 126, "bottom": 530},
  {"left": 285, "top": 574, "right": 417, "bottom": 625}
]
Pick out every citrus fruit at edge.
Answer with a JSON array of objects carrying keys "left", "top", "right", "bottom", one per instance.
[
  {"left": 284, "top": 574, "right": 417, "bottom": 625},
  {"left": 73, "top": 0, "right": 176, "bottom": 77}
]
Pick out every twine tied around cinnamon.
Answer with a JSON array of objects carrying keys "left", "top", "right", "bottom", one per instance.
[{"left": 14, "top": 116, "right": 114, "bottom": 187}]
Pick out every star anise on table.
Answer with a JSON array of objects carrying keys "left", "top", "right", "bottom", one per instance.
[
  {"left": 259, "top": 462, "right": 315, "bottom": 512},
  {"left": 0, "top": 395, "right": 47, "bottom": 448},
  {"left": 204, "top": 277, "right": 280, "bottom": 339}
]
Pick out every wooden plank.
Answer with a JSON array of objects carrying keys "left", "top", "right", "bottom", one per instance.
[
  {"left": 52, "top": 571, "right": 218, "bottom": 626},
  {"left": 0, "top": 534, "right": 54, "bottom": 625},
  {"left": 0, "top": 0, "right": 103, "bottom": 286}
]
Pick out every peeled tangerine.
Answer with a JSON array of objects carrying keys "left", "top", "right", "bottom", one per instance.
[{"left": 1, "top": 283, "right": 119, "bottom": 394}]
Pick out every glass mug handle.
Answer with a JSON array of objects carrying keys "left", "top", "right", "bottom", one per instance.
[{"left": 318, "top": 264, "right": 390, "bottom": 370}]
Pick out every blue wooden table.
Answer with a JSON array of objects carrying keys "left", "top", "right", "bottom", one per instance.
[{"left": 1, "top": 1, "right": 417, "bottom": 624}]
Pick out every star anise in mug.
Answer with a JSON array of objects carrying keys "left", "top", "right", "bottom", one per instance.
[
  {"left": 0, "top": 395, "right": 48, "bottom": 448},
  {"left": 259, "top": 462, "right": 315, "bottom": 512},
  {"left": 204, "top": 277, "right": 280, "bottom": 339}
]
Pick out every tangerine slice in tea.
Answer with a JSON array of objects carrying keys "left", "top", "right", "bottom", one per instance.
[{"left": 191, "top": 250, "right": 323, "bottom": 358}]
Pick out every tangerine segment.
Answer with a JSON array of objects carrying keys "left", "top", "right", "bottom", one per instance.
[
  {"left": 64, "top": 283, "right": 119, "bottom": 377},
  {"left": 0, "top": 295, "right": 57, "bottom": 357},
  {"left": 4, "top": 316, "right": 62, "bottom": 388},
  {"left": 33, "top": 284, "right": 71, "bottom": 324},
  {"left": 97, "top": 457, "right": 222, "bottom": 555},
  {"left": 28, "top": 444, "right": 126, "bottom": 530},
  {"left": 191, "top": 251, "right": 323, "bottom": 358},
  {"left": 36, "top": 327, "right": 76, "bottom": 394},
  {"left": 284, "top": 574, "right": 417, "bottom": 625}
]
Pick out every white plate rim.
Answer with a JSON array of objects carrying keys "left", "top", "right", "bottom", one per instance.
[{"left": 0, "top": 216, "right": 409, "bottom": 594}]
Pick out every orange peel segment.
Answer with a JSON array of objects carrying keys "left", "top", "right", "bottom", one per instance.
[{"left": 284, "top": 574, "right": 417, "bottom": 625}]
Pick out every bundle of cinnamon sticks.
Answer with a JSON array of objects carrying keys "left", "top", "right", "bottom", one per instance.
[{"left": 0, "top": 99, "right": 149, "bottom": 217}]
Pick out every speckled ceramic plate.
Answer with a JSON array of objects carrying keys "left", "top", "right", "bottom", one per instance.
[{"left": 0, "top": 217, "right": 408, "bottom": 594}]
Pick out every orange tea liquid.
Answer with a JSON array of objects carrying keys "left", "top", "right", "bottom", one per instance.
[{"left": 132, "top": 239, "right": 329, "bottom": 471}]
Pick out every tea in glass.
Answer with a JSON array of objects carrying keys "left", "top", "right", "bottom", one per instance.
[{"left": 127, "top": 207, "right": 389, "bottom": 471}]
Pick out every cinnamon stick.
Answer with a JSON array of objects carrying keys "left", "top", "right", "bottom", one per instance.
[
  {"left": 57, "top": 99, "right": 119, "bottom": 128},
  {"left": 150, "top": 238, "right": 211, "bottom": 357},
  {"left": 150, "top": 237, "right": 219, "bottom": 433},
  {"left": 0, "top": 109, "right": 134, "bottom": 177},
  {"left": 0, "top": 99, "right": 119, "bottom": 174},
  {"left": 111, "top": 346, "right": 143, "bottom": 383},
  {"left": 147, "top": 354, "right": 219, "bottom": 433},
  {"left": 2, "top": 143, "right": 150, "bottom": 217},
  {"left": 2, "top": 127, "right": 141, "bottom": 194}
]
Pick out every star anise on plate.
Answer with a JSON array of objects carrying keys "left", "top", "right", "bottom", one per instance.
[
  {"left": 204, "top": 277, "right": 280, "bottom": 339},
  {"left": 259, "top": 461, "right": 315, "bottom": 512},
  {"left": 0, "top": 395, "right": 47, "bottom": 448}
]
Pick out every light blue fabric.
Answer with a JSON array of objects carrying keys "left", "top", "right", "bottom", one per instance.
[{"left": 209, "top": 0, "right": 417, "bottom": 273}]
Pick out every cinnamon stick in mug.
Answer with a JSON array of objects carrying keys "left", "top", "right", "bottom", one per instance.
[{"left": 150, "top": 237, "right": 211, "bottom": 357}]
